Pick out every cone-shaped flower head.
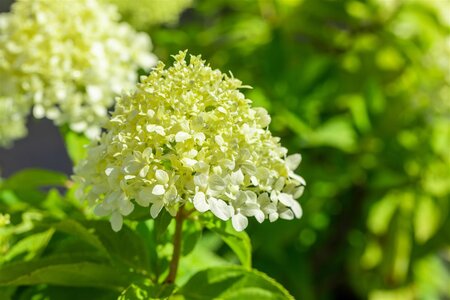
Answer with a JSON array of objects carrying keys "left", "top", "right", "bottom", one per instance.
[
  {"left": 105, "top": 0, "right": 192, "bottom": 29},
  {"left": 74, "top": 51, "right": 305, "bottom": 232},
  {"left": 0, "top": 0, "right": 156, "bottom": 145}
]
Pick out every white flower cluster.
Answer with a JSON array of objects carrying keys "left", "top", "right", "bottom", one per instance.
[
  {"left": 0, "top": 15, "right": 30, "bottom": 147},
  {"left": 74, "top": 51, "right": 305, "bottom": 232},
  {"left": 0, "top": 0, "right": 156, "bottom": 145}
]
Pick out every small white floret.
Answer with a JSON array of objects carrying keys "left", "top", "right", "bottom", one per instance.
[
  {"left": 155, "top": 169, "right": 169, "bottom": 184},
  {"left": 150, "top": 201, "right": 164, "bottom": 218},
  {"left": 209, "top": 198, "right": 232, "bottom": 221},
  {"left": 232, "top": 213, "right": 248, "bottom": 231},
  {"left": 175, "top": 131, "right": 191, "bottom": 142},
  {"left": 193, "top": 192, "right": 209, "bottom": 212},
  {"left": 286, "top": 154, "right": 302, "bottom": 171},
  {"left": 152, "top": 184, "right": 165, "bottom": 196}
]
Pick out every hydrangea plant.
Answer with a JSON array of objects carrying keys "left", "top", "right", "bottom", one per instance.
[
  {"left": 74, "top": 51, "right": 305, "bottom": 233},
  {"left": 0, "top": 0, "right": 156, "bottom": 145}
]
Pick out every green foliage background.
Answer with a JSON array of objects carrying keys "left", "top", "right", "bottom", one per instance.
[
  {"left": 150, "top": 0, "right": 450, "bottom": 298},
  {"left": 1, "top": 0, "right": 449, "bottom": 299}
]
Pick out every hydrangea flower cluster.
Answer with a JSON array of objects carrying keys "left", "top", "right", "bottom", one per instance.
[
  {"left": 74, "top": 51, "right": 305, "bottom": 232},
  {"left": 105, "top": 0, "right": 192, "bottom": 29},
  {"left": 0, "top": 0, "right": 156, "bottom": 144}
]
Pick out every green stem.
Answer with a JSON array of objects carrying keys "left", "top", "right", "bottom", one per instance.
[{"left": 165, "top": 207, "right": 185, "bottom": 284}]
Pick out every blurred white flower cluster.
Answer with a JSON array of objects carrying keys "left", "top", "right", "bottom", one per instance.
[
  {"left": 74, "top": 51, "right": 305, "bottom": 232},
  {"left": 0, "top": 0, "right": 156, "bottom": 146},
  {"left": 105, "top": 0, "right": 192, "bottom": 29}
]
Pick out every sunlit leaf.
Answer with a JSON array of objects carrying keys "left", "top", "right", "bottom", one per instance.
[
  {"left": 118, "top": 283, "right": 175, "bottom": 300},
  {"left": 0, "top": 259, "right": 134, "bottom": 289},
  {"left": 63, "top": 131, "right": 90, "bottom": 165},
  {"left": 206, "top": 221, "right": 252, "bottom": 269},
  {"left": 178, "top": 266, "right": 294, "bottom": 300}
]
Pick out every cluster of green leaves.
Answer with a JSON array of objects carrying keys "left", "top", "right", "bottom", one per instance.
[
  {"left": 149, "top": 0, "right": 449, "bottom": 299},
  {"left": 0, "top": 135, "right": 295, "bottom": 299}
]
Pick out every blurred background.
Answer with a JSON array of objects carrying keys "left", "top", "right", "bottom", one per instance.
[{"left": 1, "top": 0, "right": 449, "bottom": 299}]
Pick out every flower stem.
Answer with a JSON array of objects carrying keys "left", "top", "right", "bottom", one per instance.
[{"left": 165, "top": 207, "right": 185, "bottom": 284}]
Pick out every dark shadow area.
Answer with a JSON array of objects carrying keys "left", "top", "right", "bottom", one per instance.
[
  {"left": 0, "top": 118, "right": 72, "bottom": 177},
  {"left": 0, "top": 0, "right": 13, "bottom": 12}
]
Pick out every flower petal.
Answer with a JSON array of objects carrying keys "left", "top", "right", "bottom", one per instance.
[
  {"left": 152, "top": 184, "right": 165, "bottom": 196},
  {"left": 194, "top": 173, "right": 209, "bottom": 188},
  {"left": 293, "top": 186, "right": 305, "bottom": 199},
  {"left": 119, "top": 200, "right": 134, "bottom": 216},
  {"left": 175, "top": 131, "right": 191, "bottom": 142},
  {"left": 193, "top": 192, "right": 209, "bottom": 212},
  {"left": 209, "top": 198, "right": 232, "bottom": 221},
  {"left": 94, "top": 204, "right": 109, "bottom": 217},
  {"left": 208, "top": 174, "right": 226, "bottom": 191},
  {"left": 278, "top": 193, "right": 294, "bottom": 207},
  {"left": 290, "top": 201, "right": 303, "bottom": 218},
  {"left": 136, "top": 187, "right": 155, "bottom": 207},
  {"left": 230, "top": 169, "right": 244, "bottom": 185},
  {"left": 274, "top": 177, "right": 285, "bottom": 191},
  {"left": 289, "top": 172, "right": 306, "bottom": 186},
  {"left": 150, "top": 201, "right": 164, "bottom": 218},
  {"left": 269, "top": 212, "right": 278, "bottom": 222},
  {"left": 155, "top": 170, "right": 169, "bottom": 184},
  {"left": 254, "top": 210, "right": 265, "bottom": 223},
  {"left": 279, "top": 209, "right": 294, "bottom": 220},
  {"left": 286, "top": 154, "right": 302, "bottom": 171},
  {"left": 232, "top": 213, "right": 248, "bottom": 232},
  {"left": 139, "top": 165, "right": 150, "bottom": 177},
  {"left": 110, "top": 211, "right": 123, "bottom": 232}
]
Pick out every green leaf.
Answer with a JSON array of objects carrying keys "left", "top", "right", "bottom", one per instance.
[
  {"left": 136, "top": 220, "right": 160, "bottom": 280},
  {"left": 46, "top": 286, "right": 120, "bottom": 300},
  {"left": 0, "top": 169, "right": 68, "bottom": 208},
  {"left": 118, "top": 283, "right": 175, "bottom": 300},
  {"left": 182, "top": 219, "right": 202, "bottom": 256},
  {"left": 0, "top": 260, "right": 132, "bottom": 290},
  {"left": 3, "top": 169, "right": 67, "bottom": 190},
  {"left": 309, "top": 117, "right": 357, "bottom": 152},
  {"left": 206, "top": 221, "right": 252, "bottom": 269},
  {"left": 414, "top": 196, "right": 441, "bottom": 244},
  {"left": 53, "top": 219, "right": 109, "bottom": 256},
  {"left": 11, "top": 285, "right": 120, "bottom": 300},
  {"left": 127, "top": 204, "right": 152, "bottom": 221},
  {"left": 86, "top": 220, "right": 150, "bottom": 274},
  {"left": 367, "top": 192, "right": 400, "bottom": 235},
  {"left": 178, "top": 234, "right": 229, "bottom": 286},
  {"left": 154, "top": 210, "right": 173, "bottom": 241},
  {"left": 278, "top": 110, "right": 312, "bottom": 139},
  {"left": 178, "top": 266, "right": 294, "bottom": 300},
  {"left": 63, "top": 131, "right": 90, "bottom": 165},
  {"left": 1, "top": 228, "right": 54, "bottom": 263},
  {"left": 41, "top": 188, "right": 67, "bottom": 217},
  {"left": 0, "top": 286, "right": 16, "bottom": 300}
]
